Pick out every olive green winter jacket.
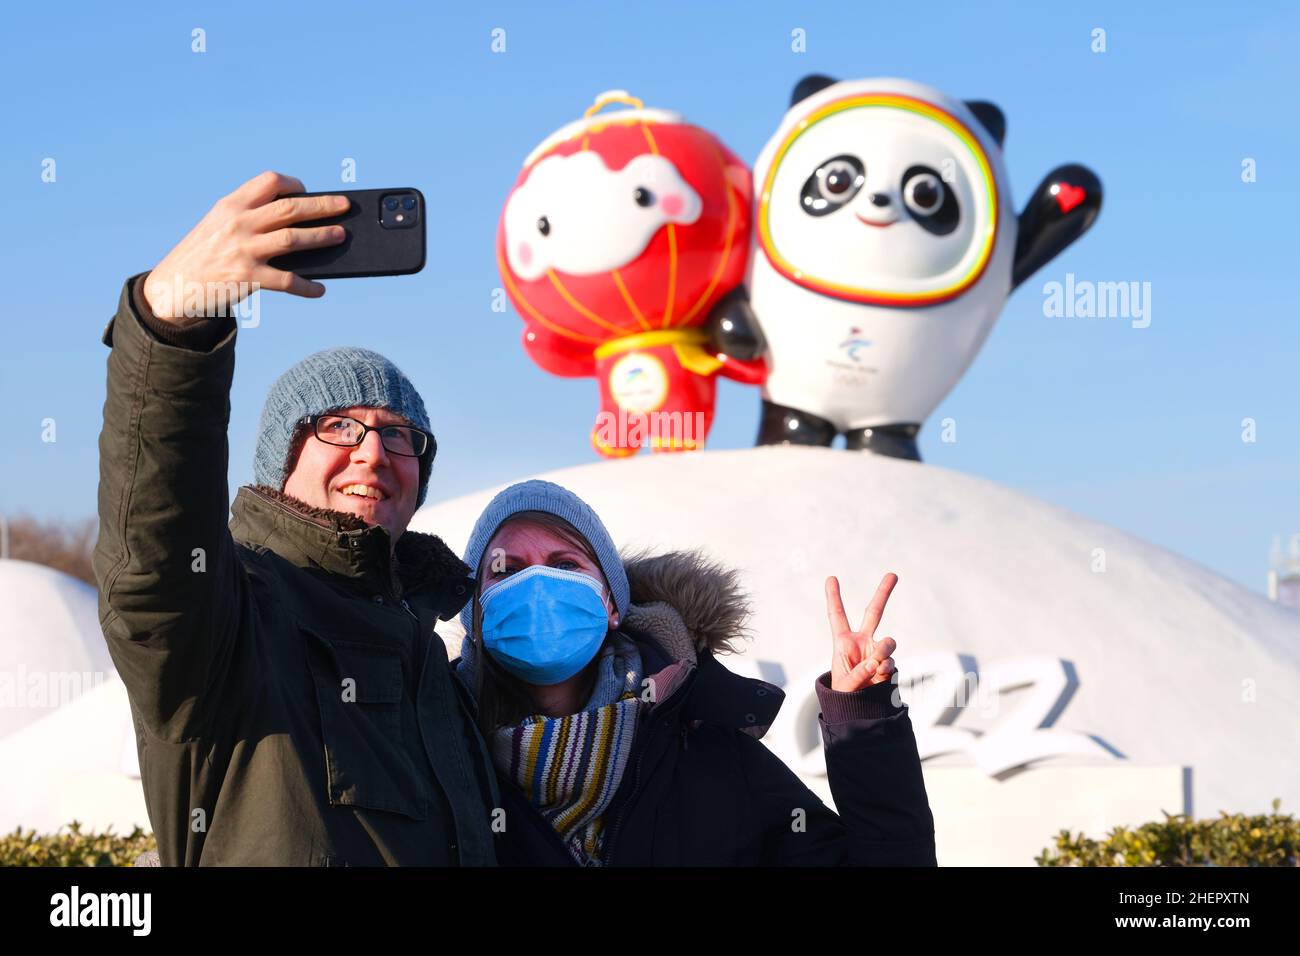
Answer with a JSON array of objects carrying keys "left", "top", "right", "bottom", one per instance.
[{"left": 94, "top": 274, "right": 497, "bottom": 866}]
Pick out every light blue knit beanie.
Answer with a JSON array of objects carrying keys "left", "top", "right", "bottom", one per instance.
[
  {"left": 459, "top": 479, "right": 630, "bottom": 633},
  {"left": 254, "top": 346, "right": 435, "bottom": 507}
]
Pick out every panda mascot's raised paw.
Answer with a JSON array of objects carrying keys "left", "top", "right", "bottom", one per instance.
[{"left": 746, "top": 74, "right": 1103, "bottom": 461}]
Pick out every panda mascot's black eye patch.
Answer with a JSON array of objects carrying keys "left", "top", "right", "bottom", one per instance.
[
  {"left": 801, "top": 154, "right": 865, "bottom": 216},
  {"left": 900, "top": 165, "right": 959, "bottom": 236}
]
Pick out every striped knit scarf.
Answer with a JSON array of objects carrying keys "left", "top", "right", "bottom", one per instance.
[{"left": 492, "top": 692, "right": 643, "bottom": 866}]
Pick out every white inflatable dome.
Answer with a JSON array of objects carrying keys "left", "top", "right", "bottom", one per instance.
[
  {"left": 0, "top": 559, "right": 114, "bottom": 742},
  {"left": 6, "top": 450, "right": 1293, "bottom": 862},
  {"left": 0, "top": 674, "right": 146, "bottom": 835},
  {"left": 412, "top": 446, "right": 1300, "bottom": 864}
]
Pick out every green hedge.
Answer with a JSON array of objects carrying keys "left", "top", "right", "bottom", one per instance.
[
  {"left": 1038, "top": 799, "right": 1298, "bottom": 866},
  {"left": 0, "top": 822, "right": 156, "bottom": 867},
  {"left": 7, "top": 803, "right": 1297, "bottom": 866}
]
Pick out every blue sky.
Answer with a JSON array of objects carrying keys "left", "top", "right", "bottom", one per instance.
[{"left": 1, "top": 1, "right": 1296, "bottom": 596}]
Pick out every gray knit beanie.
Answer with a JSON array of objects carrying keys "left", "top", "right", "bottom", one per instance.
[
  {"left": 254, "top": 346, "right": 435, "bottom": 507},
  {"left": 459, "top": 479, "right": 630, "bottom": 633}
]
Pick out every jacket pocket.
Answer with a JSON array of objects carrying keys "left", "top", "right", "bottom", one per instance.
[{"left": 303, "top": 629, "right": 429, "bottom": 820}]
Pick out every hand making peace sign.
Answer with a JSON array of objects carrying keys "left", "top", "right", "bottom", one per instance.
[{"left": 826, "top": 572, "right": 899, "bottom": 693}]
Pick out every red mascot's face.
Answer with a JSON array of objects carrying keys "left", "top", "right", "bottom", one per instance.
[{"left": 496, "top": 100, "right": 752, "bottom": 355}]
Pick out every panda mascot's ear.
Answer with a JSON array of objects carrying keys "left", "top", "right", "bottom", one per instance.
[
  {"left": 965, "top": 100, "right": 1006, "bottom": 147},
  {"left": 791, "top": 74, "right": 839, "bottom": 107}
]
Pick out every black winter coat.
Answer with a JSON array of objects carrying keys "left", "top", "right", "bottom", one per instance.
[
  {"left": 96, "top": 274, "right": 497, "bottom": 866},
  {"left": 480, "top": 551, "right": 937, "bottom": 866}
]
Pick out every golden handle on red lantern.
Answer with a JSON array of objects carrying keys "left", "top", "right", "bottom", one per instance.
[
  {"left": 584, "top": 90, "right": 646, "bottom": 118},
  {"left": 593, "top": 328, "right": 724, "bottom": 376}
]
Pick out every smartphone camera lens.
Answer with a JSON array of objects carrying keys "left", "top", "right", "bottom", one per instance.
[{"left": 380, "top": 192, "right": 419, "bottom": 230}]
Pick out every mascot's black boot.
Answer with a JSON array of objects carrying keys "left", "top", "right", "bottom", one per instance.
[
  {"left": 756, "top": 401, "right": 837, "bottom": 446},
  {"left": 844, "top": 423, "right": 922, "bottom": 461}
]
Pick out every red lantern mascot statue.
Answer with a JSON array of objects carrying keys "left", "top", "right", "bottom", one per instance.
[{"left": 497, "top": 90, "right": 767, "bottom": 457}]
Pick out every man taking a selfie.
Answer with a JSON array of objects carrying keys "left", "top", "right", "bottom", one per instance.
[{"left": 94, "top": 171, "right": 497, "bottom": 866}]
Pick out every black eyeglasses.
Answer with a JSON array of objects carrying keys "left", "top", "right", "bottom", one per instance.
[{"left": 299, "top": 414, "right": 435, "bottom": 459}]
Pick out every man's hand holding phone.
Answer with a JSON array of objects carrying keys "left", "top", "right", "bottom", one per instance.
[{"left": 143, "top": 171, "right": 347, "bottom": 321}]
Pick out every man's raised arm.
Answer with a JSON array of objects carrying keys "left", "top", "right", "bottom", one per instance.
[{"left": 93, "top": 172, "right": 347, "bottom": 740}]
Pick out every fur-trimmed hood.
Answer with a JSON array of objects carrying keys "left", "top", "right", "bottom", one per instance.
[
  {"left": 623, "top": 549, "right": 752, "bottom": 657},
  {"left": 620, "top": 548, "right": 782, "bottom": 739}
]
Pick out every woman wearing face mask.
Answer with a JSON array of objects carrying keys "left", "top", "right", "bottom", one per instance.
[{"left": 455, "top": 479, "right": 936, "bottom": 866}]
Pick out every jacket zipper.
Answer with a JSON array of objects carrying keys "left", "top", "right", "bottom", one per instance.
[
  {"left": 601, "top": 739, "right": 647, "bottom": 866},
  {"left": 602, "top": 665, "right": 697, "bottom": 866}
]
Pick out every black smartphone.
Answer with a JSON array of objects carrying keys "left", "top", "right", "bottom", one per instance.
[{"left": 267, "top": 187, "right": 426, "bottom": 279}]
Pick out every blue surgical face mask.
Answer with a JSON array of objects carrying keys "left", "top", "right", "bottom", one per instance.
[{"left": 479, "top": 564, "right": 611, "bottom": 686}]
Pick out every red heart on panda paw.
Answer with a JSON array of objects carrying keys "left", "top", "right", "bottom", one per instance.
[{"left": 1054, "top": 182, "right": 1086, "bottom": 214}]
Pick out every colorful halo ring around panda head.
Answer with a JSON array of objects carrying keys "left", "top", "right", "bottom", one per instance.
[{"left": 757, "top": 92, "right": 998, "bottom": 308}]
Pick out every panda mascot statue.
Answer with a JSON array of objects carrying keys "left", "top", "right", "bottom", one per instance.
[{"left": 712, "top": 74, "right": 1103, "bottom": 460}]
